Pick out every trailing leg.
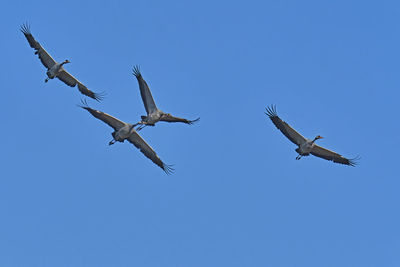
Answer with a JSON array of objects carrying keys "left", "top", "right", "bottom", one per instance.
[
  {"left": 135, "top": 122, "right": 148, "bottom": 131},
  {"left": 136, "top": 125, "right": 147, "bottom": 131}
]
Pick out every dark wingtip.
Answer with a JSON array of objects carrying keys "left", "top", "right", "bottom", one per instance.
[
  {"left": 188, "top": 117, "right": 200, "bottom": 125},
  {"left": 163, "top": 164, "right": 175, "bottom": 175},
  {"left": 348, "top": 155, "right": 361, "bottom": 167},
  {"left": 20, "top": 22, "right": 31, "bottom": 35},
  {"left": 77, "top": 99, "right": 90, "bottom": 110},
  {"left": 132, "top": 65, "right": 141, "bottom": 78},
  {"left": 265, "top": 104, "right": 277, "bottom": 118},
  {"left": 77, "top": 82, "right": 106, "bottom": 102},
  {"left": 93, "top": 91, "right": 106, "bottom": 102}
]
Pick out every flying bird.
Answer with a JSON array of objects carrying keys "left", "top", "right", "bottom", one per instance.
[
  {"left": 79, "top": 100, "right": 173, "bottom": 174},
  {"left": 20, "top": 23, "right": 104, "bottom": 101},
  {"left": 265, "top": 105, "right": 358, "bottom": 166},
  {"left": 132, "top": 66, "right": 200, "bottom": 130}
]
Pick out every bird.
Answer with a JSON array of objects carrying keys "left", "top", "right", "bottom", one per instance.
[
  {"left": 20, "top": 23, "right": 104, "bottom": 101},
  {"left": 79, "top": 100, "right": 174, "bottom": 174},
  {"left": 265, "top": 105, "right": 359, "bottom": 166},
  {"left": 132, "top": 66, "right": 200, "bottom": 130}
]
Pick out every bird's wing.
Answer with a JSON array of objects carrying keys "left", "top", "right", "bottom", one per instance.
[
  {"left": 265, "top": 105, "right": 307, "bottom": 146},
  {"left": 310, "top": 145, "right": 358, "bottom": 166},
  {"left": 79, "top": 101, "right": 125, "bottom": 130},
  {"left": 20, "top": 23, "right": 40, "bottom": 49},
  {"left": 57, "top": 69, "right": 78, "bottom": 87},
  {"left": 159, "top": 115, "right": 200, "bottom": 125},
  {"left": 20, "top": 23, "right": 57, "bottom": 69},
  {"left": 127, "top": 131, "right": 174, "bottom": 174},
  {"left": 57, "top": 70, "right": 104, "bottom": 101},
  {"left": 132, "top": 66, "right": 158, "bottom": 114}
]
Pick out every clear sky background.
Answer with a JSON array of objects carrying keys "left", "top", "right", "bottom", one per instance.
[{"left": 1, "top": 0, "right": 399, "bottom": 266}]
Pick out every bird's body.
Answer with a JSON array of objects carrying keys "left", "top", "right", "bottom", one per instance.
[
  {"left": 79, "top": 101, "right": 173, "bottom": 174},
  {"left": 132, "top": 66, "right": 199, "bottom": 130},
  {"left": 20, "top": 24, "right": 103, "bottom": 101},
  {"left": 294, "top": 135, "right": 323, "bottom": 160},
  {"left": 265, "top": 105, "right": 358, "bottom": 166},
  {"left": 111, "top": 123, "right": 136, "bottom": 143},
  {"left": 45, "top": 60, "right": 69, "bottom": 82},
  {"left": 296, "top": 139, "right": 314, "bottom": 156},
  {"left": 141, "top": 109, "right": 164, "bottom": 126}
]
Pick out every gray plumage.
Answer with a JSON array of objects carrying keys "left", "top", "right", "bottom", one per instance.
[
  {"left": 79, "top": 100, "right": 173, "bottom": 174},
  {"left": 20, "top": 23, "right": 104, "bottom": 101},
  {"left": 265, "top": 105, "right": 359, "bottom": 166},
  {"left": 132, "top": 66, "right": 200, "bottom": 130}
]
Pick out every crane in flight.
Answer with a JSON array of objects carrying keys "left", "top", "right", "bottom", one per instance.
[
  {"left": 265, "top": 105, "right": 359, "bottom": 166},
  {"left": 132, "top": 66, "right": 199, "bottom": 130},
  {"left": 21, "top": 23, "right": 104, "bottom": 101}
]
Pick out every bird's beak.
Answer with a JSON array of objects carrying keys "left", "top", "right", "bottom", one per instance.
[{"left": 319, "top": 136, "right": 324, "bottom": 139}]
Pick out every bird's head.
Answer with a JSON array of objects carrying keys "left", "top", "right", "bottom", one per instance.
[
  {"left": 311, "top": 135, "right": 323, "bottom": 143},
  {"left": 63, "top": 59, "right": 71, "bottom": 64}
]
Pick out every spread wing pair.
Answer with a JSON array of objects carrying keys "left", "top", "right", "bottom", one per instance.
[
  {"left": 21, "top": 23, "right": 104, "bottom": 101},
  {"left": 265, "top": 105, "right": 359, "bottom": 166},
  {"left": 132, "top": 66, "right": 200, "bottom": 128},
  {"left": 79, "top": 101, "right": 173, "bottom": 174}
]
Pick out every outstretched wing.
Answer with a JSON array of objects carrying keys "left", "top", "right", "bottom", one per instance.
[
  {"left": 265, "top": 105, "right": 307, "bottom": 146},
  {"left": 79, "top": 100, "right": 125, "bottom": 130},
  {"left": 132, "top": 66, "right": 158, "bottom": 114},
  {"left": 127, "top": 132, "right": 174, "bottom": 174},
  {"left": 20, "top": 23, "right": 57, "bottom": 69},
  {"left": 160, "top": 115, "right": 200, "bottom": 125},
  {"left": 58, "top": 70, "right": 104, "bottom": 101},
  {"left": 310, "top": 145, "right": 359, "bottom": 166}
]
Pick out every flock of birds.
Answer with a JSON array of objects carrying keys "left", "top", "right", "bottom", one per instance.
[{"left": 21, "top": 23, "right": 358, "bottom": 174}]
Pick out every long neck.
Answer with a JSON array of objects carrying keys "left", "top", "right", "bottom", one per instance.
[
  {"left": 311, "top": 137, "right": 319, "bottom": 144},
  {"left": 61, "top": 61, "right": 68, "bottom": 66}
]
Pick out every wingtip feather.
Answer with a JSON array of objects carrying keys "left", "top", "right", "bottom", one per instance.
[
  {"left": 188, "top": 117, "right": 200, "bottom": 125},
  {"left": 265, "top": 104, "right": 277, "bottom": 118},
  {"left": 163, "top": 164, "right": 175, "bottom": 175},
  {"left": 93, "top": 91, "right": 106, "bottom": 102},
  {"left": 132, "top": 65, "right": 141, "bottom": 78},
  {"left": 20, "top": 22, "right": 31, "bottom": 34},
  {"left": 77, "top": 99, "right": 90, "bottom": 110},
  {"left": 347, "top": 155, "right": 361, "bottom": 167},
  {"left": 77, "top": 82, "right": 106, "bottom": 102}
]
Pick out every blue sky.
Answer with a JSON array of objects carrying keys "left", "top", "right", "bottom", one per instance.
[{"left": 1, "top": 0, "right": 400, "bottom": 266}]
